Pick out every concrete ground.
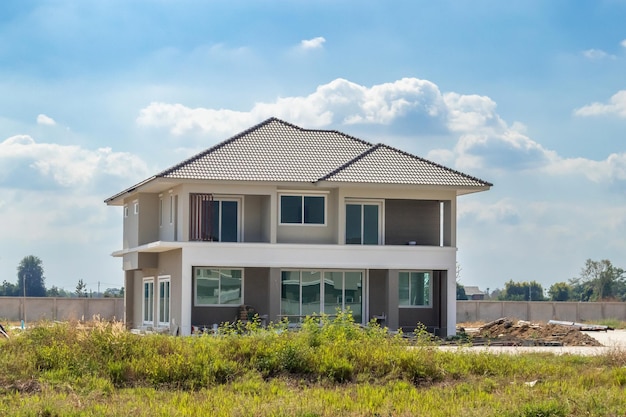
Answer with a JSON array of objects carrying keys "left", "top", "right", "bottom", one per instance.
[{"left": 439, "top": 329, "right": 626, "bottom": 356}]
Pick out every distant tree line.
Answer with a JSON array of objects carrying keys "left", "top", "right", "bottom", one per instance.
[
  {"left": 457, "top": 258, "right": 626, "bottom": 302},
  {"left": 0, "top": 255, "right": 123, "bottom": 298}
]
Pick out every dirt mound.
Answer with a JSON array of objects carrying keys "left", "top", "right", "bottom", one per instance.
[{"left": 470, "top": 318, "right": 603, "bottom": 347}]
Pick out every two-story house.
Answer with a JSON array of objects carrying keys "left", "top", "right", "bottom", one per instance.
[{"left": 105, "top": 118, "right": 491, "bottom": 336}]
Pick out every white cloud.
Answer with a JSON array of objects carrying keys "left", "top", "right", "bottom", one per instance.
[
  {"left": 544, "top": 152, "right": 626, "bottom": 183},
  {"left": 0, "top": 134, "right": 149, "bottom": 188},
  {"left": 581, "top": 49, "right": 615, "bottom": 60},
  {"left": 621, "top": 39, "right": 626, "bottom": 48},
  {"left": 36, "top": 114, "right": 56, "bottom": 126},
  {"left": 136, "top": 77, "right": 626, "bottom": 185},
  {"left": 300, "top": 37, "right": 326, "bottom": 50},
  {"left": 574, "top": 90, "right": 626, "bottom": 118},
  {"left": 458, "top": 198, "right": 521, "bottom": 225},
  {"left": 137, "top": 78, "right": 445, "bottom": 136}
]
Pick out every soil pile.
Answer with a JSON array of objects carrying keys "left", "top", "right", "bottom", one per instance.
[{"left": 468, "top": 318, "right": 603, "bottom": 347}]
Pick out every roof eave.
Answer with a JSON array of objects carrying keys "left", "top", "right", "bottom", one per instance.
[
  {"left": 315, "top": 180, "right": 492, "bottom": 194},
  {"left": 104, "top": 176, "right": 159, "bottom": 206}
]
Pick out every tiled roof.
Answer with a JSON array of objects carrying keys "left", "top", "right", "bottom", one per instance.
[
  {"left": 319, "top": 144, "right": 490, "bottom": 187},
  {"left": 158, "top": 117, "right": 491, "bottom": 187},
  {"left": 159, "top": 118, "right": 372, "bottom": 182},
  {"left": 463, "top": 286, "right": 485, "bottom": 296},
  {"left": 106, "top": 117, "right": 491, "bottom": 203}
]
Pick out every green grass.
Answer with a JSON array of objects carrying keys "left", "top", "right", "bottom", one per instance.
[{"left": 1, "top": 313, "right": 626, "bottom": 416}]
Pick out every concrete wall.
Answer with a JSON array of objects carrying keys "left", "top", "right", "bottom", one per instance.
[
  {"left": 457, "top": 301, "right": 626, "bottom": 323},
  {"left": 0, "top": 297, "right": 124, "bottom": 322}
]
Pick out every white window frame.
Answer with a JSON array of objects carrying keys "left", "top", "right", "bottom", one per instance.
[
  {"left": 124, "top": 205, "right": 129, "bottom": 218},
  {"left": 194, "top": 267, "right": 244, "bottom": 307},
  {"left": 398, "top": 270, "right": 433, "bottom": 308},
  {"left": 344, "top": 199, "right": 384, "bottom": 245},
  {"left": 278, "top": 191, "right": 328, "bottom": 226},
  {"left": 157, "top": 276, "right": 171, "bottom": 326},
  {"left": 133, "top": 200, "right": 139, "bottom": 215},
  {"left": 142, "top": 277, "right": 154, "bottom": 325}
]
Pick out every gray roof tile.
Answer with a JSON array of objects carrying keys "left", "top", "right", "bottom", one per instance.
[
  {"left": 320, "top": 144, "right": 490, "bottom": 187},
  {"left": 159, "top": 118, "right": 372, "bottom": 182}
]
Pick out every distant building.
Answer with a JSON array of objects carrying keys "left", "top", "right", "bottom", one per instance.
[{"left": 463, "top": 286, "right": 486, "bottom": 300}]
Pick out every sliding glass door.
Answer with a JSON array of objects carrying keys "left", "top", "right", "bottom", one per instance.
[{"left": 346, "top": 201, "right": 382, "bottom": 245}]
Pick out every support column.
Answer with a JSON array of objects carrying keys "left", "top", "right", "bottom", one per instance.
[
  {"left": 180, "top": 255, "right": 192, "bottom": 336},
  {"left": 268, "top": 268, "right": 282, "bottom": 322},
  {"left": 386, "top": 270, "right": 399, "bottom": 330},
  {"left": 124, "top": 270, "right": 135, "bottom": 329}
]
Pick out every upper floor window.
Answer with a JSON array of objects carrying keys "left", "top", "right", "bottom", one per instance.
[
  {"left": 399, "top": 271, "right": 431, "bottom": 307},
  {"left": 280, "top": 194, "right": 326, "bottom": 225},
  {"left": 124, "top": 205, "right": 129, "bottom": 218},
  {"left": 134, "top": 201, "right": 139, "bottom": 215}
]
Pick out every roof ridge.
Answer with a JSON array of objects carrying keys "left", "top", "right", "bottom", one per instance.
[
  {"left": 316, "top": 143, "right": 381, "bottom": 182},
  {"left": 269, "top": 117, "right": 375, "bottom": 147},
  {"left": 156, "top": 118, "right": 278, "bottom": 177},
  {"left": 157, "top": 117, "right": 374, "bottom": 178}
]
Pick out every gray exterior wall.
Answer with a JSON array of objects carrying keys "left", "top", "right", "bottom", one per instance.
[
  {"left": 158, "top": 249, "right": 182, "bottom": 329},
  {"left": 385, "top": 199, "right": 440, "bottom": 245},
  {"left": 244, "top": 196, "right": 271, "bottom": 243},
  {"left": 138, "top": 194, "right": 159, "bottom": 246},
  {"left": 368, "top": 269, "right": 388, "bottom": 321}
]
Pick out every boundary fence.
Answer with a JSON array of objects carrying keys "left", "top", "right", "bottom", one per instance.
[
  {"left": 457, "top": 300, "right": 626, "bottom": 324},
  {"left": 2, "top": 298, "right": 623, "bottom": 326},
  {"left": 0, "top": 297, "right": 123, "bottom": 322}
]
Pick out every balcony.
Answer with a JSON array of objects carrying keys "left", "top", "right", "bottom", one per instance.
[{"left": 113, "top": 241, "right": 457, "bottom": 271}]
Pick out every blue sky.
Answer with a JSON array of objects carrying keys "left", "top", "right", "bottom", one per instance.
[{"left": 1, "top": 0, "right": 626, "bottom": 294}]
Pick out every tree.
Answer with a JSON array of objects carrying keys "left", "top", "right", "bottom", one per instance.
[
  {"left": 548, "top": 282, "right": 572, "bottom": 301},
  {"left": 0, "top": 280, "right": 18, "bottom": 296},
  {"left": 46, "top": 286, "right": 71, "bottom": 297},
  {"left": 456, "top": 283, "right": 468, "bottom": 300},
  {"left": 17, "top": 255, "right": 47, "bottom": 297},
  {"left": 569, "top": 259, "right": 625, "bottom": 301},
  {"left": 75, "top": 279, "right": 87, "bottom": 297},
  {"left": 498, "top": 280, "right": 545, "bottom": 301}
]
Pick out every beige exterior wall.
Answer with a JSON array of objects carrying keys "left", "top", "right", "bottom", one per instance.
[{"left": 114, "top": 181, "right": 464, "bottom": 336}]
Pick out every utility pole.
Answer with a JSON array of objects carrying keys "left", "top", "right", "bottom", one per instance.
[{"left": 22, "top": 272, "right": 27, "bottom": 329}]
